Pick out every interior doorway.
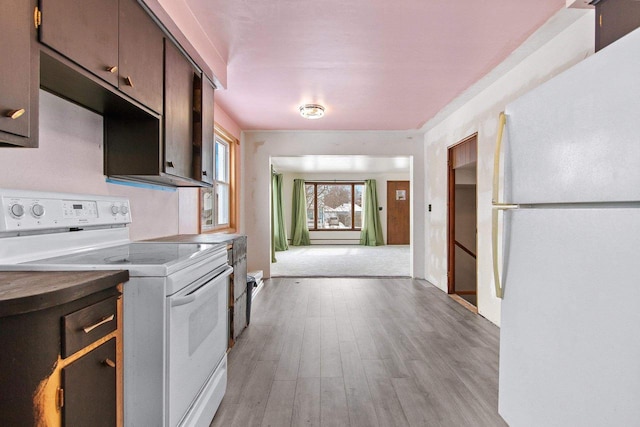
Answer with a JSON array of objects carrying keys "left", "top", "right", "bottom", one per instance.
[
  {"left": 387, "top": 181, "right": 410, "bottom": 245},
  {"left": 447, "top": 135, "right": 478, "bottom": 310}
]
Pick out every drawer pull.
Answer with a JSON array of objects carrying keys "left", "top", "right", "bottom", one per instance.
[
  {"left": 103, "top": 358, "right": 116, "bottom": 368},
  {"left": 83, "top": 314, "right": 115, "bottom": 333},
  {"left": 6, "top": 109, "right": 25, "bottom": 120},
  {"left": 106, "top": 65, "right": 118, "bottom": 74}
]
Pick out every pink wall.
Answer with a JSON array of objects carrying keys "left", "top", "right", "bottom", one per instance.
[
  {"left": 0, "top": 91, "right": 180, "bottom": 241},
  {"left": 214, "top": 102, "right": 241, "bottom": 139}
]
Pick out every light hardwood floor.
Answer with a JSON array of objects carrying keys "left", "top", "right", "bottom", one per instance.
[{"left": 211, "top": 278, "right": 507, "bottom": 427}]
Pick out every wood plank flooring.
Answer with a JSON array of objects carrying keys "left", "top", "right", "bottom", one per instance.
[{"left": 211, "top": 278, "right": 507, "bottom": 427}]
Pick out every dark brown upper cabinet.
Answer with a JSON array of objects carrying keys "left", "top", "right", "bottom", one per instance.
[
  {"left": 38, "top": 0, "right": 163, "bottom": 113},
  {"left": 594, "top": 0, "right": 640, "bottom": 51},
  {"left": 164, "top": 39, "right": 199, "bottom": 182},
  {"left": 103, "top": 40, "right": 213, "bottom": 188},
  {"left": 118, "top": 0, "right": 164, "bottom": 114},
  {"left": 200, "top": 77, "right": 216, "bottom": 185},
  {"left": 0, "top": 0, "right": 39, "bottom": 147},
  {"left": 39, "top": 0, "right": 120, "bottom": 87}
]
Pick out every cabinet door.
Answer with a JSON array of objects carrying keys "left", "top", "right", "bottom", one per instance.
[
  {"left": 201, "top": 78, "right": 215, "bottom": 185},
  {"left": 118, "top": 0, "right": 164, "bottom": 113},
  {"left": 0, "top": 0, "right": 33, "bottom": 141},
  {"left": 62, "top": 338, "right": 117, "bottom": 427},
  {"left": 164, "top": 40, "right": 195, "bottom": 180},
  {"left": 596, "top": 0, "right": 640, "bottom": 51},
  {"left": 39, "top": 0, "right": 119, "bottom": 86}
]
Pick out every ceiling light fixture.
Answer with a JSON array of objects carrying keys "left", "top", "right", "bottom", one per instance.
[{"left": 299, "top": 104, "right": 325, "bottom": 119}]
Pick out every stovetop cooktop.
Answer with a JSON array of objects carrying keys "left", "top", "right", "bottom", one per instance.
[{"left": 13, "top": 242, "right": 227, "bottom": 277}]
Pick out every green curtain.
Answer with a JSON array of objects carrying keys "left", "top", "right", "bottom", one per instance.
[
  {"left": 360, "top": 179, "right": 385, "bottom": 246},
  {"left": 272, "top": 172, "right": 288, "bottom": 253},
  {"left": 290, "top": 179, "right": 310, "bottom": 246},
  {"left": 270, "top": 167, "right": 276, "bottom": 262}
]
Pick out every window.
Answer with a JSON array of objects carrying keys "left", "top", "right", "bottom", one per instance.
[
  {"left": 214, "top": 138, "right": 230, "bottom": 225},
  {"left": 305, "top": 182, "right": 364, "bottom": 230},
  {"left": 201, "top": 125, "right": 236, "bottom": 232}
]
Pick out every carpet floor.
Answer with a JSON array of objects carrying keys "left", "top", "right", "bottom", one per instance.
[{"left": 271, "top": 245, "right": 410, "bottom": 277}]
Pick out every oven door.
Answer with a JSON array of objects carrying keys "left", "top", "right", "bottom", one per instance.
[{"left": 166, "top": 264, "right": 232, "bottom": 427}]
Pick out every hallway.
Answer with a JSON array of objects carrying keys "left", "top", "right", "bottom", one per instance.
[{"left": 211, "top": 277, "right": 506, "bottom": 426}]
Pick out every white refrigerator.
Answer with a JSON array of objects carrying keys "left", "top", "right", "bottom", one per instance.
[{"left": 496, "top": 29, "right": 640, "bottom": 426}]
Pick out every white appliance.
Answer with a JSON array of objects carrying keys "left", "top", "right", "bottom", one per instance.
[
  {"left": 0, "top": 189, "right": 231, "bottom": 427},
  {"left": 493, "top": 29, "right": 640, "bottom": 426}
]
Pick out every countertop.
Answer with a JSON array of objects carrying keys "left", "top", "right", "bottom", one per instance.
[
  {"left": 0, "top": 270, "right": 129, "bottom": 317},
  {"left": 145, "top": 233, "right": 244, "bottom": 245}
]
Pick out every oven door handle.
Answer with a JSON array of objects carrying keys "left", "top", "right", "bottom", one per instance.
[{"left": 170, "top": 266, "right": 232, "bottom": 307}]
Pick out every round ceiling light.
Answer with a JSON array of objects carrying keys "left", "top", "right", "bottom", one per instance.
[{"left": 299, "top": 104, "right": 325, "bottom": 119}]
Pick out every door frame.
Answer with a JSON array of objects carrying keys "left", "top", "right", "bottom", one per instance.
[{"left": 447, "top": 133, "right": 478, "bottom": 295}]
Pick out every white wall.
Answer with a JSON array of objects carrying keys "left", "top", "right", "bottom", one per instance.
[
  {"left": 0, "top": 90, "right": 181, "bottom": 241},
  {"left": 423, "top": 9, "right": 594, "bottom": 325},
  {"left": 278, "top": 171, "right": 410, "bottom": 245},
  {"left": 242, "top": 131, "right": 424, "bottom": 278}
]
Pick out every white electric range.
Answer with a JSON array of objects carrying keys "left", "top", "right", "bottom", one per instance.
[{"left": 0, "top": 189, "right": 231, "bottom": 427}]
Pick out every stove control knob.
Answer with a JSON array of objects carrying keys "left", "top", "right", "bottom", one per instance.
[
  {"left": 31, "top": 203, "right": 45, "bottom": 218},
  {"left": 111, "top": 205, "right": 120, "bottom": 215},
  {"left": 10, "top": 203, "right": 25, "bottom": 218},
  {"left": 120, "top": 205, "right": 129, "bottom": 215}
]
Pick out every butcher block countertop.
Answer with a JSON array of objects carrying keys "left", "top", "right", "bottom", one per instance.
[{"left": 0, "top": 270, "right": 129, "bottom": 317}]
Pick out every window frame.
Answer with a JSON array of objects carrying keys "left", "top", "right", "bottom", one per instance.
[
  {"left": 305, "top": 181, "right": 364, "bottom": 231},
  {"left": 199, "top": 123, "right": 238, "bottom": 233}
]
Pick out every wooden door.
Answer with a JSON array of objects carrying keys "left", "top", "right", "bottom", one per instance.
[
  {"left": 0, "top": 0, "right": 32, "bottom": 139},
  {"left": 447, "top": 134, "right": 478, "bottom": 304},
  {"left": 39, "top": 0, "right": 119, "bottom": 86},
  {"left": 118, "top": 0, "right": 165, "bottom": 113},
  {"left": 387, "top": 181, "right": 410, "bottom": 245}
]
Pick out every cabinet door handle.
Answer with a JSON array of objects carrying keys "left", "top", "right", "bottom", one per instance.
[
  {"left": 6, "top": 109, "right": 25, "bottom": 120},
  {"left": 125, "top": 76, "right": 134, "bottom": 87},
  {"left": 166, "top": 161, "right": 175, "bottom": 168},
  {"left": 103, "top": 358, "right": 116, "bottom": 368},
  {"left": 202, "top": 171, "right": 207, "bottom": 176},
  {"left": 106, "top": 65, "right": 118, "bottom": 74},
  {"left": 82, "top": 314, "right": 115, "bottom": 333}
]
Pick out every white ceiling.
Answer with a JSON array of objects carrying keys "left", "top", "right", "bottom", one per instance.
[{"left": 271, "top": 155, "right": 411, "bottom": 174}]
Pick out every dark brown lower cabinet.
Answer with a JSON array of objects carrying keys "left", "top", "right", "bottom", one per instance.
[
  {"left": 62, "top": 339, "right": 117, "bottom": 427},
  {"left": 0, "top": 281, "right": 123, "bottom": 426}
]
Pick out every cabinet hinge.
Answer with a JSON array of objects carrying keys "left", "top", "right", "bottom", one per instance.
[
  {"left": 56, "top": 387, "right": 64, "bottom": 410},
  {"left": 34, "top": 7, "right": 42, "bottom": 29}
]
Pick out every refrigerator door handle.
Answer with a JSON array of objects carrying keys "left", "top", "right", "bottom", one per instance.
[
  {"left": 492, "top": 204, "right": 518, "bottom": 299},
  {"left": 492, "top": 112, "right": 507, "bottom": 206},
  {"left": 491, "top": 111, "right": 518, "bottom": 298}
]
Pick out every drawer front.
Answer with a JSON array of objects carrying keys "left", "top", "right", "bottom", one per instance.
[
  {"left": 62, "top": 338, "right": 117, "bottom": 427},
  {"left": 62, "top": 296, "right": 118, "bottom": 358}
]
